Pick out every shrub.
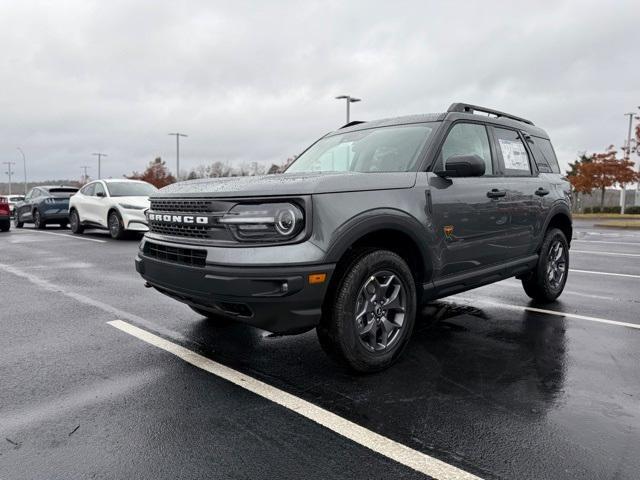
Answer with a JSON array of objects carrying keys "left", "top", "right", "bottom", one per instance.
[
  {"left": 603, "top": 206, "right": 621, "bottom": 214},
  {"left": 625, "top": 206, "right": 640, "bottom": 214},
  {"left": 583, "top": 207, "right": 592, "bottom": 214},
  {"left": 591, "top": 206, "right": 602, "bottom": 213}
]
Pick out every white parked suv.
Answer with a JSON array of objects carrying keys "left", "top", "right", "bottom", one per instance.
[{"left": 69, "top": 179, "right": 157, "bottom": 239}]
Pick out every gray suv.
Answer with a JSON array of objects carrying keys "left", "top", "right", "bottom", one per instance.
[{"left": 136, "top": 103, "right": 571, "bottom": 372}]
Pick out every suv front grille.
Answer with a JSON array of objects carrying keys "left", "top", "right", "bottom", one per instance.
[
  {"left": 143, "top": 241, "right": 207, "bottom": 267},
  {"left": 148, "top": 198, "right": 234, "bottom": 240},
  {"left": 149, "top": 223, "right": 210, "bottom": 239},
  {"left": 150, "top": 199, "right": 214, "bottom": 213}
]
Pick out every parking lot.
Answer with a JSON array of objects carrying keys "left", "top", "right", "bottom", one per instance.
[{"left": 1, "top": 218, "right": 639, "bottom": 480}]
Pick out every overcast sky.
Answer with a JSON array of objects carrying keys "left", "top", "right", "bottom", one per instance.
[{"left": 1, "top": 0, "right": 639, "bottom": 182}]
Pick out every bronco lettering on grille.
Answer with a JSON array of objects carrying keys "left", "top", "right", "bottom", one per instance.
[{"left": 147, "top": 213, "right": 210, "bottom": 225}]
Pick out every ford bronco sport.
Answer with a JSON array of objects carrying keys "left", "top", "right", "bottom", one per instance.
[{"left": 136, "top": 103, "right": 571, "bottom": 372}]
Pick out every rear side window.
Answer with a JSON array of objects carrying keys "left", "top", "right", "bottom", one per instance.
[
  {"left": 532, "top": 137, "right": 560, "bottom": 174},
  {"left": 440, "top": 123, "right": 493, "bottom": 175},
  {"left": 494, "top": 128, "right": 532, "bottom": 176}
]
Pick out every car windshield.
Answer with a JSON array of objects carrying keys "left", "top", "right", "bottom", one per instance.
[
  {"left": 106, "top": 182, "right": 157, "bottom": 197},
  {"left": 286, "top": 123, "right": 437, "bottom": 174}
]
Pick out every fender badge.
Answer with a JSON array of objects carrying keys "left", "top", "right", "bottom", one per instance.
[{"left": 444, "top": 225, "right": 454, "bottom": 239}]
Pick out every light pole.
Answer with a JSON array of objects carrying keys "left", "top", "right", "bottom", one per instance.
[
  {"left": 168, "top": 133, "right": 188, "bottom": 180},
  {"left": 3, "top": 161, "right": 16, "bottom": 195},
  {"left": 80, "top": 166, "right": 90, "bottom": 184},
  {"left": 92, "top": 152, "right": 107, "bottom": 179},
  {"left": 621, "top": 113, "right": 635, "bottom": 214},
  {"left": 636, "top": 106, "right": 640, "bottom": 207},
  {"left": 335, "top": 95, "right": 361, "bottom": 124},
  {"left": 17, "top": 147, "right": 27, "bottom": 195}
]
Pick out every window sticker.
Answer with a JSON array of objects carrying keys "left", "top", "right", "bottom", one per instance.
[{"left": 499, "top": 139, "right": 529, "bottom": 171}]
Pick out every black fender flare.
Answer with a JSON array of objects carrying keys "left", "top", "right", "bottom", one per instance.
[
  {"left": 539, "top": 201, "right": 572, "bottom": 249},
  {"left": 323, "top": 208, "right": 433, "bottom": 280}
]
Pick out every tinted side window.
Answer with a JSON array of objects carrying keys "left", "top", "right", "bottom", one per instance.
[
  {"left": 494, "top": 128, "right": 532, "bottom": 176},
  {"left": 440, "top": 123, "right": 493, "bottom": 175},
  {"left": 533, "top": 137, "right": 560, "bottom": 174}
]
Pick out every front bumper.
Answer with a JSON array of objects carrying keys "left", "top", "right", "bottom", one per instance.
[
  {"left": 136, "top": 248, "right": 335, "bottom": 333},
  {"left": 121, "top": 209, "right": 149, "bottom": 232}
]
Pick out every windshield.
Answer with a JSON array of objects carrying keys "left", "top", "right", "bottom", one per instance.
[
  {"left": 106, "top": 182, "right": 157, "bottom": 197},
  {"left": 286, "top": 123, "right": 437, "bottom": 174}
]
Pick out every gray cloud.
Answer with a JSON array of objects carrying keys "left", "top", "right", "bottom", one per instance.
[{"left": 1, "top": 0, "right": 639, "bottom": 182}]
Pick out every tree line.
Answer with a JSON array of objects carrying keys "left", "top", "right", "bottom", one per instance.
[
  {"left": 126, "top": 157, "right": 296, "bottom": 188},
  {"left": 566, "top": 124, "right": 640, "bottom": 212}
]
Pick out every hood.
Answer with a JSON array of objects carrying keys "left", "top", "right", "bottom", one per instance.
[
  {"left": 154, "top": 171, "right": 417, "bottom": 198},
  {"left": 113, "top": 196, "right": 151, "bottom": 207}
]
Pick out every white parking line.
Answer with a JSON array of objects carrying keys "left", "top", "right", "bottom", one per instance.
[
  {"left": 491, "top": 280, "right": 613, "bottom": 300},
  {"left": 452, "top": 297, "right": 640, "bottom": 330},
  {"left": 571, "top": 250, "right": 640, "bottom": 258},
  {"left": 108, "top": 319, "right": 482, "bottom": 480},
  {"left": 13, "top": 229, "right": 107, "bottom": 243},
  {"left": 570, "top": 269, "right": 640, "bottom": 279},
  {"left": 573, "top": 239, "right": 640, "bottom": 246}
]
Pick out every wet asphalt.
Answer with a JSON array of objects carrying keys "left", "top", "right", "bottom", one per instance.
[{"left": 0, "top": 218, "right": 639, "bottom": 480}]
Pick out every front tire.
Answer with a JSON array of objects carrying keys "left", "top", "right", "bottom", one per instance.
[
  {"left": 69, "top": 209, "right": 84, "bottom": 234},
  {"left": 108, "top": 210, "right": 126, "bottom": 240},
  {"left": 521, "top": 228, "right": 569, "bottom": 303},
  {"left": 14, "top": 215, "right": 23, "bottom": 228},
  {"left": 317, "top": 249, "right": 416, "bottom": 373},
  {"left": 33, "top": 209, "right": 45, "bottom": 229}
]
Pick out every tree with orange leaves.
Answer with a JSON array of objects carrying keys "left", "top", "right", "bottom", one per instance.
[
  {"left": 127, "top": 157, "right": 176, "bottom": 189},
  {"left": 567, "top": 146, "right": 640, "bottom": 210}
]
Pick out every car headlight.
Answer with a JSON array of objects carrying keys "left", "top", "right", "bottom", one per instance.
[
  {"left": 119, "top": 203, "right": 146, "bottom": 210},
  {"left": 219, "top": 202, "right": 305, "bottom": 242}
]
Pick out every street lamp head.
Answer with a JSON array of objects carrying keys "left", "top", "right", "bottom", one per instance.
[
  {"left": 335, "top": 95, "right": 349, "bottom": 100},
  {"left": 349, "top": 97, "right": 361, "bottom": 103}
]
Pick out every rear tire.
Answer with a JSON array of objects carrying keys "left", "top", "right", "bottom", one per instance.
[
  {"left": 521, "top": 228, "right": 569, "bottom": 303},
  {"left": 0, "top": 220, "right": 9, "bottom": 232},
  {"left": 69, "top": 209, "right": 84, "bottom": 234},
  {"left": 33, "top": 209, "right": 46, "bottom": 229},
  {"left": 317, "top": 249, "right": 416, "bottom": 373},
  {"left": 59, "top": 221, "right": 68, "bottom": 229},
  {"left": 108, "top": 210, "right": 126, "bottom": 240}
]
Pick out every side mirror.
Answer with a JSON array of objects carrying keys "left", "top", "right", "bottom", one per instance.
[
  {"left": 436, "top": 154, "right": 485, "bottom": 178},
  {"left": 96, "top": 191, "right": 105, "bottom": 198}
]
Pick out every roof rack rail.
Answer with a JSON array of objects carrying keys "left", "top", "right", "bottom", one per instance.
[
  {"left": 447, "top": 103, "right": 534, "bottom": 126},
  {"left": 339, "top": 120, "right": 367, "bottom": 129}
]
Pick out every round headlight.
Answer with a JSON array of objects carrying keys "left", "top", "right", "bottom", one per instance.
[{"left": 275, "top": 208, "right": 297, "bottom": 236}]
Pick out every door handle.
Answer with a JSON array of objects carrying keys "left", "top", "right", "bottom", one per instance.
[
  {"left": 486, "top": 189, "right": 506, "bottom": 198},
  {"left": 535, "top": 187, "right": 550, "bottom": 196}
]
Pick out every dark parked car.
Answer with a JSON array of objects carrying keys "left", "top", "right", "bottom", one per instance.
[
  {"left": 15, "top": 186, "right": 79, "bottom": 229},
  {"left": 136, "top": 103, "right": 572, "bottom": 372},
  {"left": 0, "top": 197, "right": 10, "bottom": 231}
]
